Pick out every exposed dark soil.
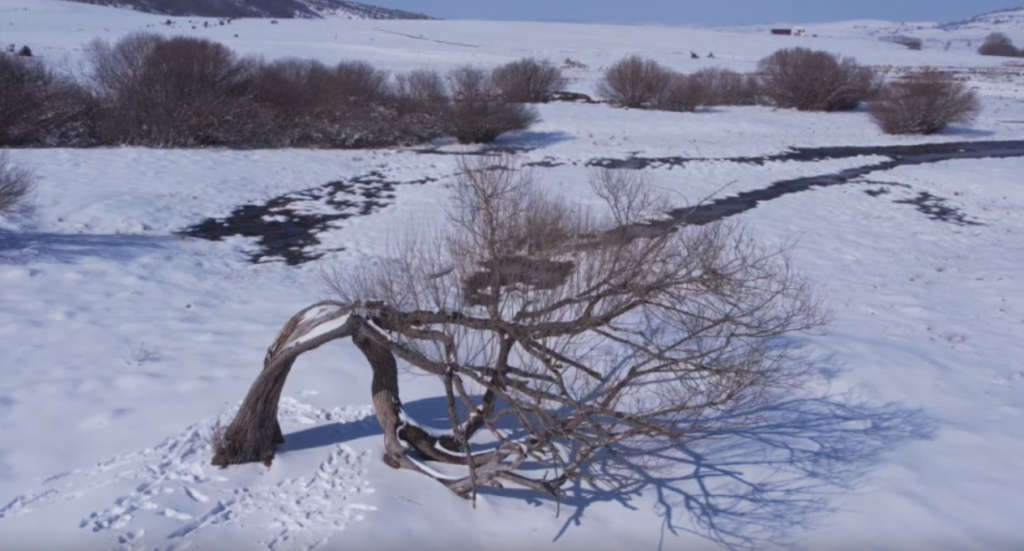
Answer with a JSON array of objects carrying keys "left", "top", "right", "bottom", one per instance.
[{"left": 180, "top": 172, "right": 435, "bottom": 265}]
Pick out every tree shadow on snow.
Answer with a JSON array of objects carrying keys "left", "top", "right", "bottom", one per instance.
[
  {"left": 940, "top": 126, "right": 997, "bottom": 139},
  {"left": 477, "top": 388, "right": 936, "bottom": 551},
  {"left": 0, "top": 231, "right": 173, "bottom": 263},
  {"left": 278, "top": 419, "right": 382, "bottom": 454}
]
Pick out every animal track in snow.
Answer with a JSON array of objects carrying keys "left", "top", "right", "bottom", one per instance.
[{"left": 0, "top": 398, "right": 377, "bottom": 551}]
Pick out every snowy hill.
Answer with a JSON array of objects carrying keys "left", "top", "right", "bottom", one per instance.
[
  {"left": 941, "top": 6, "right": 1024, "bottom": 31},
  {"left": 58, "top": 0, "right": 433, "bottom": 19},
  {"left": 1, "top": 1, "right": 1024, "bottom": 551}
]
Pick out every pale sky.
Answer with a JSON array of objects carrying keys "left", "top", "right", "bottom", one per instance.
[{"left": 377, "top": 1, "right": 1019, "bottom": 25}]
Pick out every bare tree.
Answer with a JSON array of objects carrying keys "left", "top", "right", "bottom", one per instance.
[
  {"left": 443, "top": 67, "right": 538, "bottom": 144},
  {"left": 491, "top": 57, "right": 567, "bottom": 103},
  {"left": 0, "top": 153, "right": 36, "bottom": 215},
  {"left": 0, "top": 54, "right": 97, "bottom": 147},
  {"left": 653, "top": 73, "right": 707, "bottom": 112},
  {"left": 869, "top": 71, "right": 980, "bottom": 135},
  {"left": 212, "top": 155, "right": 827, "bottom": 505},
  {"left": 690, "top": 67, "right": 762, "bottom": 106},
  {"left": 596, "top": 55, "right": 673, "bottom": 108},
  {"left": 758, "top": 47, "right": 879, "bottom": 112},
  {"left": 978, "top": 32, "right": 1022, "bottom": 57}
]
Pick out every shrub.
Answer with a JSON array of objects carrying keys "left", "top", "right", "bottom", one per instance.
[
  {"left": 880, "top": 35, "right": 923, "bottom": 51},
  {"left": 0, "top": 54, "right": 98, "bottom": 147},
  {"left": 978, "top": 33, "right": 1023, "bottom": 57},
  {"left": 324, "top": 61, "right": 391, "bottom": 104},
  {"left": 690, "top": 67, "right": 762, "bottom": 106},
  {"left": 18, "top": 45, "right": 32, "bottom": 57},
  {"left": 596, "top": 55, "right": 673, "bottom": 108},
  {"left": 395, "top": 69, "right": 448, "bottom": 106},
  {"left": 653, "top": 73, "right": 706, "bottom": 112},
  {"left": 869, "top": 71, "right": 980, "bottom": 135},
  {"left": 491, "top": 57, "right": 566, "bottom": 103},
  {"left": 86, "top": 33, "right": 254, "bottom": 146},
  {"left": 444, "top": 66, "right": 538, "bottom": 144},
  {"left": 0, "top": 153, "right": 35, "bottom": 215},
  {"left": 758, "top": 47, "right": 879, "bottom": 111}
]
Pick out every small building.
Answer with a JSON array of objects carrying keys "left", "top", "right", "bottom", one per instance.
[{"left": 771, "top": 27, "right": 807, "bottom": 36}]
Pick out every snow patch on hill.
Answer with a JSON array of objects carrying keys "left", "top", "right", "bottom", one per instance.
[{"left": 57, "top": 0, "right": 433, "bottom": 20}]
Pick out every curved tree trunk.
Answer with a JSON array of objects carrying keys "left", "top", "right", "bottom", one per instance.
[{"left": 210, "top": 300, "right": 553, "bottom": 499}]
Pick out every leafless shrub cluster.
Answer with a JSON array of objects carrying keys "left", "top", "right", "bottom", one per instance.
[
  {"left": 597, "top": 56, "right": 763, "bottom": 111},
  {"left": 212, "top": 154, "right": 827, "bottom": 511},
  {"left": 443, "top": 66, "right": 539, "bottom": 143},
  {"left": 86, "top": 34, "right": 255, "bottom": 146},
  {"left": 758, "top": 47, "right": 879, "bottom": 111},
  {"left": 0, "top": 153, "right": 35, "bottom": 215},
  {"left": 690, "top": 67, "right": 763, "bottom": 106},
  {"left": 245, "top": 58, "right": 446, "bottom": 148},
  {"left": 977, "top": 32, "right": 1024, "bottom": 57},
  {"left": 596, "top": 55, "right": 675, "bottom": 108},
  {"left": 0, "top": 54, "right": 99, "bottom": 147},
  {"left": 880, "top": 35, "right": 923, "bottom": 51},
  {"left": 491, "top": 57, "right": 567, "bottom": 103},
  {"left": 653, "top": 72, "right": 708, "bottom": 112},
  {"left": 869, "top": 71, "right": 980, "bottom": 135},
  {"left": 3, "top": 33, "right": 538, "bottom": 149}
]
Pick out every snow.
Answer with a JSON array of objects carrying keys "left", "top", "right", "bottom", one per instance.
[{"left": 1, "top": 1, "right": 1024, "bottom": 550}]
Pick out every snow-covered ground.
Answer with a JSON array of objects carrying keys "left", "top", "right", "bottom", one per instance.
[{"left": 2, "top": 1, "right": 1024, "bottom": 550}]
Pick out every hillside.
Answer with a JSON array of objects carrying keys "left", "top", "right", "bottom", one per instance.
[
  {"left": 58, "top": 0, "right": 433, "bottom": 19},
  {"left": 941, "top": 6, "right": 1024, "bottom": 31}
]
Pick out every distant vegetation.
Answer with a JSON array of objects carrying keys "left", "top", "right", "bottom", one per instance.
[
  {"left": 597, "top": 48, "right": 877, "bottom": 113},
  {"left": 596, "top": 56, "right": 760, "bottom": 111},
  {"left": 880, "top": 35, "right": 923, "bottom": 51},
  {"left": 978, "top": 32, "right": 1024, "bottom": 57},
  {"left": 0, "top": 33, "right": 557, "bottom": 148}
]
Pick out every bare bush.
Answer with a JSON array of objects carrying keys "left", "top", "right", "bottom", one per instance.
[
  {"left": 653, "top": 73, "right": 706, "bottom": 112},
  {"left": 326, "top": 61, "right": 391, "bottom": 104},
  {"left": 0, "top": 153, "right": 35, "bottom": 215},
  {"left": 86, "top": 33, "right": 255, "bottom": 146},
  {"left": 395, "top": 69, "right": 448, "bottom": 106},
  {"left": 690, "top": 67, "right": 762, "bottom": 106},
  {"left": 0, "top": 54, "right": 98, "bottom": 146},
  {"left": 212, "top": 153, "right": 827, "bottom": 517},
  {"left": 596, "top": 55, "right": 673, "bottom": 108},
  {"left": 978, "top": 32, "right": 1023, "bottom": 57},
  {"left": 880, "top": 35, "right": 923, "bottom": 51},
  {"left": 758, "top": 47, "right": 879, "bottom": 111},
  {"left": 869, "top": 71, "right": 980, "bottom": 135},
  {"left": 491, "top": 57, "right": 567, "bottom": 103},
  {"left": 444, "top": 67, "right": 538, "bottom": 144}
]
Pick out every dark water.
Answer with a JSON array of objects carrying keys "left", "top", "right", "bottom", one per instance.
[{"left": 180, "top": 140, "right": 1024, "bottom": 264}]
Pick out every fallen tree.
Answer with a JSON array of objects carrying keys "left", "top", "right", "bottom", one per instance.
[{"left": 211, "top": 155, "right": 826, "bottom": 502}]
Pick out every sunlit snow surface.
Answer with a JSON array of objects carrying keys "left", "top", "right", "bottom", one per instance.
[{"left": 1, "top": 1, "right": 1024, "bottom": 550}]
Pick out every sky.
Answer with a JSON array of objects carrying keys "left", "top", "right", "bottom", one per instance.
[{"left": 375, "top": 1, "right": 1021, "bottom": 26}]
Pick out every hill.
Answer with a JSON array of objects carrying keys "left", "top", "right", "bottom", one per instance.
[{"left": 58, "top": 0, "right": 433, "bottom": 19}]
